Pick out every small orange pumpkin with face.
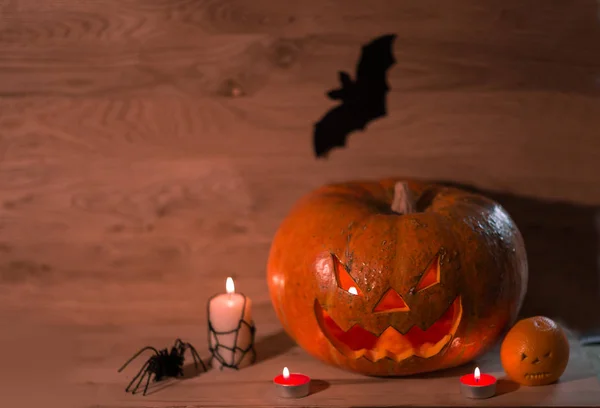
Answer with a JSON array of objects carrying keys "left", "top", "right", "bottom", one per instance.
[
  {"left": 501, "top": 316, "right": 570, "bottom": 386},
  {"left": 267, "top": 180, "right": 528, "bottom": 376}
]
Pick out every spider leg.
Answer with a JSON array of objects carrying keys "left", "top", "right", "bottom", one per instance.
[
  {"left": 125, "top": 360, "right": 150, "bottom": 393},
  {"left": 186, "top": 342, "right": 207, "bottom": 372},
  {"left": 131, "top": 368, "right": 151, "bottom": 395},
  {"left": 173, "top": 339, "right": 186, "bottom": 358},
  {"left": 142, "top": 370, "right": 154, "bottom": 396},
  {"left": 118, "top": 346, "right": 159, "bottom": 372}
]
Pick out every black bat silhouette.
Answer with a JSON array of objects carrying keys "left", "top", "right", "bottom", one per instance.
[{"left": 313, "top": 34, "right": 397, "bottom": 158}]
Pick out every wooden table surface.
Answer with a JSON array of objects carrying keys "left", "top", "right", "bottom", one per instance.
[
  {"left": 3, "top": 297, "right": 599, "bottom": 408},
  {"left": 2, "top": 0, "right": 600, "bottom": 407}
]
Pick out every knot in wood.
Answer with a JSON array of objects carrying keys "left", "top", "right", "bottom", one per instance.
[
  {"left": 270, "top": 39, "right": 301, "bottom": 68},
  {"left": 222, "top": 79, "right": 245, "bottom": 98}
]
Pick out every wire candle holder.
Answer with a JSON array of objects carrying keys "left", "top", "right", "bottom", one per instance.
[{"left": 207, "top": 292, "right": 257, "bottom": 370}]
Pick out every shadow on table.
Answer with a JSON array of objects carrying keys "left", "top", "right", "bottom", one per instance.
[
  {"left": 496, "top": 378, "right": 520, "bottom": 396},
  {"left": 310, "top": 379, "right": 331, "bottom": 396},
  {"left": 176, "top": 330, "right": 295, "bottom": 383},
  {"left": 408, "top": 361, "right": 477, "bottom": 379},
  {"left": 139, "top": 355, "right": 212, "bottom": 395},
  {"left": 254, "top": 329, "right": 296, "bottom": 363},
  {"left": 181, "top": 355, "right": 213, "bottom": 379},
  {"left": 143, "top": 378, "right": 179, "bottom": 396},
  {"left": 436, "top": 180, "right": 600, "bottom": 333}
]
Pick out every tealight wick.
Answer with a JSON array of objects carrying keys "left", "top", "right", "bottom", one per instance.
[
  {"left": 283, "top": 367, "right": 290, "bottom": 379},
  {"left": 474, "top": 367, "right": 480, "bottom": 383}
]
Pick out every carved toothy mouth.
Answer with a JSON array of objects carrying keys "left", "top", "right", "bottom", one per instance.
[
  {"left": 525, "top": 372, "right": 551, "bottom": 380},
  {"left": 315, "top": 296, "right": 462, "bottom": 362}
]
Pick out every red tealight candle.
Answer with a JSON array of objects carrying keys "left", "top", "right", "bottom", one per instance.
[
  {"left": 273, "top": 367, "right": 311, "bottom": 398},
  {"left": 460, "top": 367, "right": 497, "bottom": 399}
]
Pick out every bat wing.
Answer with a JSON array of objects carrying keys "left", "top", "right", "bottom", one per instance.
[
  {"left": 356, "top": 34, "right": 397, "bottom": 81},
  {"left": 313, "top": 103, "right": 371, "bottom": 158},
  {"left": 313, "top": 34, "right": 397, "bottom": 158}
]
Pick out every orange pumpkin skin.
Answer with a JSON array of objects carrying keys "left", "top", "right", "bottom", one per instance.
[
  {"left": 267, "top": 179, "right": 528, "bottom": 376},
  {"left": 500, "top": 316, "right": 569, "bottom": 386}
]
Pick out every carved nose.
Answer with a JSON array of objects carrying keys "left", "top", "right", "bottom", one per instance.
[
  {"left": 532, "top": 357, "right": 540, "bottom": 364},
  {"left": 373, "top": 288, "right": 409, "bottom": 313}
]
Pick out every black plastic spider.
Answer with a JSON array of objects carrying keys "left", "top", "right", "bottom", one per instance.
[{"left": 117, "top": 338, "right": 207, "bottom": 396}]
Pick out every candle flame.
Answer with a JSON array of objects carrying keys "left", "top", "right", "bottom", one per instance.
[
  {"left": 474, "top": 367, "right": 480, "bottom": 381},
  {"left": 226, "top": 277, "right": 235, "bottom": 294},
  {"left": 348, "top": 286, "right": 358, "bottom": 295},
  {"left": 283, "top": 367, "right": 290, "bottom": 379}
]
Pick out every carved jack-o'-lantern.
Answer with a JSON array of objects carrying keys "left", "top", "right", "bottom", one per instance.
[
  {"left": 500, "top": 316, "right": 570, "bottom": 386},
  {"left": 267, "top": 180, "right": 528, "bottom": 376}
]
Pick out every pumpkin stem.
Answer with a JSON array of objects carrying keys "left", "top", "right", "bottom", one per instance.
[{"left": 391, "top": 182, "right": 417, "bottom": 214}]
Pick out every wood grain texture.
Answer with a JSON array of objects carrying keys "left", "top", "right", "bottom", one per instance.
[
  {"left": 1, "top": 1, "right": 600, "bottom": 405},
  {"left": 2, "top": 305, "right": 600, "bottom": 408}
]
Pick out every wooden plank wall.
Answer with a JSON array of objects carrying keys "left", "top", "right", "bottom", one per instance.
[{"left": 1, "top": 0, "right": 600, "bottom": 335}]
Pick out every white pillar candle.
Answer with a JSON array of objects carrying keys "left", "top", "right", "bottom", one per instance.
[{"left": 208, "top": 277, "right": 255, "bottom": 369}]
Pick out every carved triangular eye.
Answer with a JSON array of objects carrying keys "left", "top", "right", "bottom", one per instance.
[
  {"left": 332, "top": 254, "right": 362, "bottom": 296},
  {"left": 415, "top": 255, "right": 440, "bottom": 292}
]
